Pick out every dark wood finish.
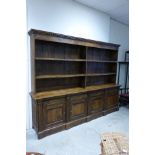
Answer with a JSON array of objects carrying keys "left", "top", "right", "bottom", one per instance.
[{"left": 29, "top": 29, "right": 120, "bottom": 139}]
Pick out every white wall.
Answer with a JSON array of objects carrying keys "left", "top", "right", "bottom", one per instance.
[
  {"left": 110, "top": 19, "right": 129, "bottom": 61},
  {"left": 26, "top": 0, "right": 111, "bottom": 130},
  {"left": 109, "top": 19, "right": 129, "bottom": 89},
  {"left": 27, "top": 0, "right": 110, "bottom": 42}
]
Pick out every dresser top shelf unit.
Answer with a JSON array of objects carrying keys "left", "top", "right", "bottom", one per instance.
[{"left": 29, "top": 29, "right": 120, "bottom": 99}]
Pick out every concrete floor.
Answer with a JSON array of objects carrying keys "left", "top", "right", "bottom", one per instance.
[{"left": 26, "top": 106, "right": 129, "bottom": 155}]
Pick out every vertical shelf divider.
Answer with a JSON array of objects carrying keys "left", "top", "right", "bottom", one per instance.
[{"left": 85, "top": 47, "right": 88, "bottom": 88}]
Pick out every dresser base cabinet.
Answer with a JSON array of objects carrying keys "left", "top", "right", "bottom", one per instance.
[{"left": 31, "top": 86, "right": 119, "bottom": 139}]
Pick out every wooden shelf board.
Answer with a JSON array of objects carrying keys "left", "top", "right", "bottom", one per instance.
[
  {"left": 35, "top": 57, "right": 86, "bottom": 62},
  {"left": 87, "top": 60, "right": 117, "bottom": 63},
  {"left": 31, "top": 83, "right": 119, "bottom": 100},
  {"left": 35, "top": 57, "right": 117, "bottom": 63},
  {"left": 87, "top": 73, "right": 116, "bottom": 76},
  {"left": 36, "top": 73, "right": 116, "bottom": 79},
  {"left": 36, "top": 74, "right": 85, "bottom": 79},
  {"left": 117, "top": 61, "right": 129, "bottom": 64}
]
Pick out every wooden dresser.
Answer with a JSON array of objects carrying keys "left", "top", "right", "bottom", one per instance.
[{"left": 29, "top": 29, "right": 120, "bottom": 139}]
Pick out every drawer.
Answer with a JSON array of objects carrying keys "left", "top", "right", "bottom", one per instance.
[
  {"left": 43, "top": 97, "right": 66, "bottom": 105},
  {"left": 89, "top": 90, "right": 104, "bottom": 98},
  {"left": 105, "top": 87, "right": 118, "bottom": 96},
  {"left": 70, "top": 93, "right": 87, "bottom": 102}
]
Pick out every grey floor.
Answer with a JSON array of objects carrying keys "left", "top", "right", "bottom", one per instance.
[{"left": 26, "top": 106, "right": 129, "bottom": 155}]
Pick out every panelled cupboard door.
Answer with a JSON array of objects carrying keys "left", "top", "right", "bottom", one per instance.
[
  {"left": 43, "top": 98, "right": 66, "bottom": 128},
  {"left": 105, "top": 95, "right": 119, "bottom": 109},
  {"left": 88, "top": 97, "right": 104, "bottom": 114},
  {"left": 69, "top": 94, "right": 87, "bottom": 120},
  {"left": 88, "top": 90, "right": 104, "bottom": 114}
]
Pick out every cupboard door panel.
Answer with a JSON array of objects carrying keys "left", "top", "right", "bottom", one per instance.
[
  {"left": 71, "top": 102, "right": 85, "bottom": 116},
  {"left": 47, "top": 105, "right": 64, "bottom": 124}
]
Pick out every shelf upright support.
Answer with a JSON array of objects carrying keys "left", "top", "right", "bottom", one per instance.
[
  {"left": 30, "top": 34, "right": 36, "bottom": 93},
  {"left": 117, "top": 62, "right": 121, "bottom": 86},
  {"left": 125, "top": 63, "right": 129, "bottom": 94},
  {"left": 85, "top": 47, "right": 88, "bottom": 88}
]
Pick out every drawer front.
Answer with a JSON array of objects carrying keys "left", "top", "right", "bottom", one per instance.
[
  {"left": 89, "top": 90, "right": 104, "bottom": 98},
  {"left": 43, "top": 98, "right": 66, "bottom": 128},
  {"left": 70, "top": 93, "right": 87, "bottom": 103},
  {"left": 88, "top": 97, "right": 103, "bottom": 114},
  {"left": 44, "top": 97, "right": 66, "bottom": 105},
  {"left": 105, "top": 87, "right": 119, "bottom": 96}
]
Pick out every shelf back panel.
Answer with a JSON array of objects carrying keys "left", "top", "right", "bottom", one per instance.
[
  {"left": 36, "top": 77, "right": 85, "bottom": 92},
  {"left": 35, "top": 40, "right": 86, "bottom": 60},
  {"left": 35, "top": 61, "right": 86, "bottom": 76},
  {"left": 87, "top": 47, "right": 118, "bottom": 61},
  {"left": 87, "top": 62, "right": 117, "bottom": 74},
  {"left": 86, "top": 75, "right": 116, "bottom": 87}
]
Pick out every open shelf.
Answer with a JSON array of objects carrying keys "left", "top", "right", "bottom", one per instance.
[
  {"left": 87, "top": 62, "right": 117, "bottom": 74},
  {"left": 36, "top": 61, "right": 86, "bottom": 76},
  {"left": 87, "top": 47, "right": 117, "bottom": 61},
  {"left": 86, "top": 74, "right": 116, "bottom": 87},
  {"left": 31, "top": 83, "right": 118, "bottom": 99},
  {"left": 35, "top": 76, "right": 85, "bottom": 92},
  {"left": 35, "top": 40, "right": 86, "bottom": 60}
]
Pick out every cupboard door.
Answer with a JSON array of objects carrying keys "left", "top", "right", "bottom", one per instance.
[
  {"left": 69, "top": 94, "right": 87, "bottom": 120},
  {"left": 104, "top": 87, "right": 119, "bottom": 109},
  {"left": 88, "top": 90, "right": 104, "bottom": 114},
  {"left": 88, "top": 97, "right": 103, "bottom": 114},
  {"left": 105, "top": 95, "right": 119, "bottom": 109},
  {"left": 43, "top": 98, "right": 66, "bottom": 128}
]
